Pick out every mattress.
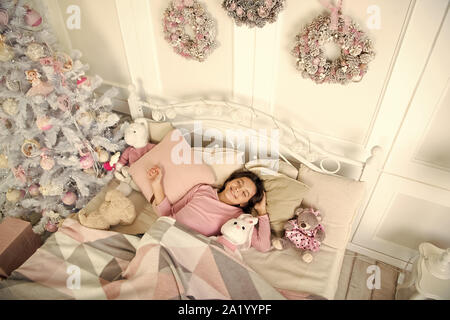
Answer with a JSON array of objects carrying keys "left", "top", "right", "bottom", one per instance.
[{"left": 73, "top": 179, "right": 342, "bottom": 299}]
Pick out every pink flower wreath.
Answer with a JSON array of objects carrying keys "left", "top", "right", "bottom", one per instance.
[
  {"left": 163, "top": 0, "right": 217, "bottom": 62},
  {"left": 292, "top": 1, "right": 375, "bottom": 85},
  {"left": 222, "top": 0, "right": 285, "bottom": 28}
]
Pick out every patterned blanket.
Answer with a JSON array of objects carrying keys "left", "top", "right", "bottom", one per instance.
[{"left": 0, "top": 217, "right": 321, "bottom": 300}]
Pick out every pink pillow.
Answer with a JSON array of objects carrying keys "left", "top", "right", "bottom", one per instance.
[{"left": 128, "top": 129, "right": 216, "bottom": 203}]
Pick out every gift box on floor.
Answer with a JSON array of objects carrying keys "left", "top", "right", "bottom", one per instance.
[{"left": 0, "top": 216, "right": 41, "bottom": 278}]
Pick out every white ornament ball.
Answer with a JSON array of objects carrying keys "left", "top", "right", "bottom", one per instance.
[
  {"left": 39, "top": 182, "right": 63, "bottom": 196},
  {"left": 152, "top": 110, "right": 164, "bottom": 122},
  {"left": 2, "top": 98, "right": 18, "bottom": 116},
  {"left": 28, "top": 184, "right": 40, "bottom": 196},
  {"left": 165, "top": 109, "right": 177, "bottom": 120},
  {"left": 76, "top": 111, "right": 94, "bottom": 127},
  {"left": 5, "top": 79, "right": 20, "bottom": 92},
  {"left": 62, "top": 191, "right": 77, "bottom": 205},
  {"left": 0, "top": 42, "right": 14, "bottom": 62},
  {"left": 0, "top": 154, "right": 8, "bottom": 168},
  {"left": 6, "top": 189, "right": 25, "bottom": 202},
  {"left": 40, "top": 156, "right": 55, "bottom": 170},
  {"left": 25, "top": 43, "right": 45, "bottom": 61}
]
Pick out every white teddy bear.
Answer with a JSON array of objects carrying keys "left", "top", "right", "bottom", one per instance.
[{"left": 114, "top": 118, "right": 155, "bottom": 196}]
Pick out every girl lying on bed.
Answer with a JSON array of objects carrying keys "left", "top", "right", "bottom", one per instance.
[{"left": 147, "top": 167, "right": 271, "bottom": 252}]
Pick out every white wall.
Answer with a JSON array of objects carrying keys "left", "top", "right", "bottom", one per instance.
[{"left": 43, "top": 0, "right": 450, "bottom": 267}]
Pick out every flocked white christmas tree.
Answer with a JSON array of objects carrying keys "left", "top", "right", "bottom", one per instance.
[{"left": 0, "top": 0, "right": 127, "bottom": 235}]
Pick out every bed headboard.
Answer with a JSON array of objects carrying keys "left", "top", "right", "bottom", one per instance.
[{"left": 126, "top": 85, "right": 382, "bottom": 183}]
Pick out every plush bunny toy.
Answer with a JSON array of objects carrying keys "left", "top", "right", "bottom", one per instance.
[
  {"left": 114, "top": 118, "right": 155, "bottom": 196},
  {"left": 214, "top": 214, "right": 258, "bottom": 258},
  {"left": 272, "top": 207, "right": 326, "bottom": 263}
]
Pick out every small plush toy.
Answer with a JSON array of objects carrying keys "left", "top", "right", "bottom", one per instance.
[
  {"left": 272, "top": 207, "right": 326, "bottom": 263},
  {"left": 103, "top": 151, "right": 120, "bottom": 171},
  {"left": 25, "top": 69, "right": 54, "bottom": 97},
  {"left": 78, "top": 189, "right": 136, "bottom": 230},
  {"left": 214, "top": 214, "right": 258, "bottom": 259},
  {"left": 114, "top": 118, "right": 155, "bottom": 195}
]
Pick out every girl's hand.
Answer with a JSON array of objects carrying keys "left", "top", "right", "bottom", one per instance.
[
  {"left": 254, "top": 192, "right": 267, "bottom": 216},
  {"left": 147, "top": 166, "right": 163, "bottom": 185}
]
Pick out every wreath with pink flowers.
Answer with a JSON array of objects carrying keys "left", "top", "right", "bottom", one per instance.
[
  {"left": 163, "top": 0, "right": 217, "bottom": 62},
  {"left": 292, "top": 8, "right": 375, "bottom": 85},
  {"left": 222, "top": 0, "right": 285, "bottom": 28}
]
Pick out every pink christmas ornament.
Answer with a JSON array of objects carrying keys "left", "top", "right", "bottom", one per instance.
[
  {"left": 0, "top": 9, "right": 9, "bottom": 26},
  {"left": 24, "top": 7, "right": 43, "bottom": 27},
  {"left": 45, "top": 220, "right": 58, "bottom": 232},
  {"left": 57, "top": 95, "right": 71, "bottom": 111},
  {"left": 12, "top": 166, "right": 27, "bottom": 183},
  {"left": 62, "top": 191, "right": 77, "bottom": 205},
  {"left": 28, "top": 184, "right": 40, "bottom": 196},
  {"left": 39, "top": 56, "right": 53, "bottom": 66},
  {"left": 80, "top": 153, "right": 94, "bottom": 169},
  {"left": 36, "top": 116, "right": 53, "bottom": 131}
]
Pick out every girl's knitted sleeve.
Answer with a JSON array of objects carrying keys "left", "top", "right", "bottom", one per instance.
[{"left": 251, "top": 214, "right": 271, "bottom": 252}]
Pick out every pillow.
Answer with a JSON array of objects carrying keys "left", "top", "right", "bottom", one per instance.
[
  {"left": 128, "top": 129, "right": 216, "bottom": 204},
  {"left": 245, "top": 158, "right": 298, "bottom": 179},
  {"left": 297, "top": 165, "right": 366, "bottom": 249},
  {"left": 193, "top": 147, "right": 245, "bottom": 186},
  {"left": 248, "top": 167, "right": 310, "bottom": 237},
  {"left": 148, "top": 122, "right": 174, "bottom": 143}
]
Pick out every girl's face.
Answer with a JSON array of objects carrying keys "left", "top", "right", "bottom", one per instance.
[{"left": 221, "top": 177, "right": 257, "bottom": 206}]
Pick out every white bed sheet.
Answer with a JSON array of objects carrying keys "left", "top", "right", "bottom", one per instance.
[{"left": 242, "top": 244, "right": 344, "bottom": 300}]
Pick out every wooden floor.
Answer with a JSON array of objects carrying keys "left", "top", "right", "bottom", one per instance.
[{"left": 335, "top": 250, "right": 404, "bottom": 300}]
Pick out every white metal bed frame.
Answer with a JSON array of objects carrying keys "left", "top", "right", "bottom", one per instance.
[{"left": 126, "top": 85, "right": 382, "bottom": 183}]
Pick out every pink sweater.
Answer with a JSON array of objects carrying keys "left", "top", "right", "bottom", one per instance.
[
  {"left": 118, "top": 143, "right": 155, "bottom": 166},
  {"left": 154, "top": 184, "right": 271, "bottom": 252}
]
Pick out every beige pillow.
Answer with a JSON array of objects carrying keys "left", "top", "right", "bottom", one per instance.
[
  {"left": 249, "top": 167, "right": 310, "bottom": 237},
  {"left": 193, "top": 147, "right": 245, "bottom": 187},
  {"left": 245, "top": 158, "right": 298, "bottom": 179},
  {"left": 297, "top": 165, "right": 366, "bottom": 249}
]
